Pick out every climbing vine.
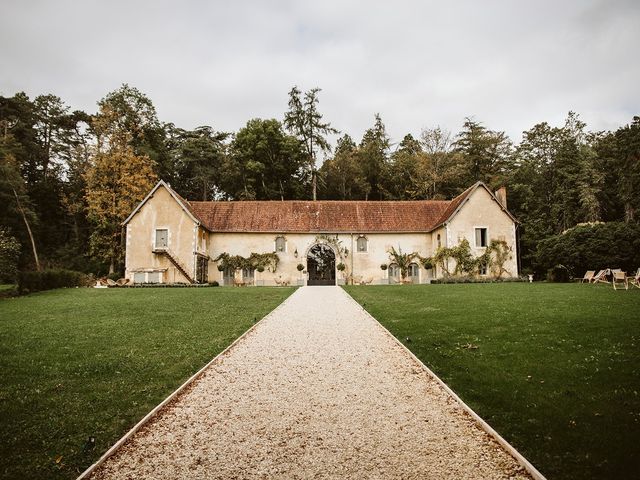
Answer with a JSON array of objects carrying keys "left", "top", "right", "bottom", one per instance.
[
  {"left": 314, "top": 234, "right": 349, "bottom": 261},
  {"left": 214, "top": 252, "right": 279, "bottom": 272},
  {"left": 387, "top": 246, "right": 419, "bottom": 280},
  {"left": 432, "top": 237, "right": 512, "bottom": 279}
]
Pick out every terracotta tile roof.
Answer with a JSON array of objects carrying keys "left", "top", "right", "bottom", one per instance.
[
  {"left": 432, "top": 183, "right": 477, "bottom": 228},
  {"left": 188, "top": 199, "right": 454, "bottom": 233}
]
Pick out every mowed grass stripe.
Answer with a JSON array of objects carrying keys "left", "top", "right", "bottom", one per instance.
[
  {"left": 0, "top": 287, "right": 295, "bottom": 480},
  {"left": 344, "top": 283, "right": 640, "bottom": 480}
]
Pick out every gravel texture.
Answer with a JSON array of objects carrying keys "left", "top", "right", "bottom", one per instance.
[{"left": 89, "top": 286, "right": 532, "bottom": 480}]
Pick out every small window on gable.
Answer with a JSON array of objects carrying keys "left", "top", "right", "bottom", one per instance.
[
  {"left": 357, "top": 236, "right": 368, "bottom": 252},
  {"left": 275, "top": 236, "right": 286, "bottom": 252},
  {"left": 437, "top": 234, "right": 441, "bottom": 249},
  {"left": 155, "top": 228, "right": 168, "bottom": 249},
  {"left": 475, "top": 228, "right": 487, "bottom": 248}
]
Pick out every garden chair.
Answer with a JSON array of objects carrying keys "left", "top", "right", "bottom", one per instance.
[
  {"left": 630, "top": 268, "right": 640, "bottom": 289},
  {"left": 591, "top": 269, "right": 609, "bottom": 284},
  {"left": 612, "top": 270, "right": 628, "bottom": 290},
  {"left": 581, "top": 270, "right": 595, "bottom": 283},
  {"left": 106, "top": 278, "right": 117, "bottom": 287}
]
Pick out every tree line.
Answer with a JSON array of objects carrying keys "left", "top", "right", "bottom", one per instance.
[{"left": 0, "top": 84, "right": 638, "bottom": 277}]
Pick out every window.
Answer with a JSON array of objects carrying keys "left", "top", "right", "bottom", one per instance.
[
  {"left": 275, "top": 236, "right": 286, "bottom": 252},
  {"left": 242, "top": 268, "right": 255, "bottom": 284},
  {"left": 155, "top": 228, "right": 168, "bottom": 249},
  {"left": 389, "top": 263, "right": 400, "bottom": 283},
  {"left": 479, "top": 264, "right": 488, "bottom": 276},
  {"left": 475, "top": 228, "right": 487, "bottom": 248},
  {"left": 356, "top": 236, "right": 368, "bottom": 252},
  {"left": 408, "top": 263, "right": 419, "bottom": 279},
  {"left": 437, "top": 234, "right": 441, "bottom": 248},
  {"left": 133, "top": 271, "right": 163, "bottom": 284}
]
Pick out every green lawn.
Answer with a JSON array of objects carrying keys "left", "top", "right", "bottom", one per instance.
[
  {"left": 0, "top": 286, "right": 295, "bottom": 480},
  {"left": 344, "top": 283, "right": 640, "bottom": 480}
]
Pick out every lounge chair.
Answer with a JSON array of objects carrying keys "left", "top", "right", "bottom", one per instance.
[
  {"left": 590, "top": 269, "right": 609, "bottom": 284},
  {"left": 106, "top": 278, "right": 117, "bottom": 286},
  {"left": 613, "top": 270, "right": 628, "bottom": 290},
  {"left": 630, "top": 268, "right": 640, "bottom": 289},
  {"left": 581, "top": 270, "right": 595, "bottom": 283}
]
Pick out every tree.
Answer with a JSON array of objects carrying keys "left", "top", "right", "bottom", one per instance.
[
  {"left": 284, "top": 86, "right": 338, "bottom": 200},
  {"left": 0, "top": 228, "right": 21, "bottom": 282},
  {"left": 220, "top": 119, "right": 306, "bottom": 200},
  {"left": 318, "top": 134, "right": 369, "bottom": 199},
  {"left": 614, "top": 116, "right": 640, "bottom": 222},
  {"left": 453, "top": 117, "right": 512, "bottom": 188},
  {"left": 418, "top": 126, "right": 464, "bottom": 199},
  {"left": 358, "top": 114, "right": 390, "bottom": 200},
  {"left": 168, "top": 126, "right": 228, "bottom": 200},
  {"left": 85, "top": 87, "right": 159, "bottom": 274},
  {"left": 387, "top": 246, "right": 419, "bottom": 281}
]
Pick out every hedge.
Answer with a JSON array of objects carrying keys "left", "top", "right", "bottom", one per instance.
[
  {"left": 535, "top": 222, "right": 640, "bottom": 278},
  {"left": 18, "top": 269, "right": 89, "bottom": 294}
]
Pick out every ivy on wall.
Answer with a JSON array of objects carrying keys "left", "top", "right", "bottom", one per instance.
[
  {"left": 433, "top": 238, "right": 512, "bottom": 278},
  {"left": 214, "top": 252, "right": 279, "bottom": 273}
]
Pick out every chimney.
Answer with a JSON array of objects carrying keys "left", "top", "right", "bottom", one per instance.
[{"left": 494, "top": 186, "right": 507, "bottom": 209}]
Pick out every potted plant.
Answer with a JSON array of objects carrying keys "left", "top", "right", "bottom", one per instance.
[
  {"left": 256, "top": 265, "right": 265, "bottom": 273},
  {"left": 380, "top": 263, "right": 388, "bottom": 271},
  {"left": 420, "top": 257, "right": 433, "bottom": 270},
  {"left": 337, "top": 262, "right": 346, "bottom": 271},
  {"left": 296, "top": 263, "right": 305, "bottom": 272},
  {"left": 217, "top": 264, "right": 225, "bottom": 272}
]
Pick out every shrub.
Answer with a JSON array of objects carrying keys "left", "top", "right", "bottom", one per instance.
[
  {"left": 535, "top": 222, "right": 640, "bottom": 277},
  {"left": 547, "top": 265, "right": 570, "bottom": 283},
  {"left": 337, "top": 262, "right": 346, "bottom": 271},
  {"left": 18, "top": 269, "right": 89, "bottom": 294},
  {"left": 380, "top": 264, "right": 388, "bottom": 271},
  {"left": 107, "top": 271, "right": 123, "bottom": 282},
  {"left": 209, "top": 281, "right": 219, "bottom": 287},
  {"left": 0, "top": 228, "right": 21, "bottom": 283}
]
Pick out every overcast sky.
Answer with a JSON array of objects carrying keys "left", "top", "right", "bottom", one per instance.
[{"left": 2, "top": 0, "right": 639, "bottom": 152}]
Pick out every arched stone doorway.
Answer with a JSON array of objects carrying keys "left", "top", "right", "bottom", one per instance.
[{"left": 307, "top": 244, "right": 336, "bottom": 286}]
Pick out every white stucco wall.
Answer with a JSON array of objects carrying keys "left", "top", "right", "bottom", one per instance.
[
  {"left": 207, "top": 232, "right": 436, "bottom": 285},
  {"left": 444, "top": 187, "right": 518, "bottom": 277},
  {"left": 125, "top": 185, "right": 198, "bottom": 283}
]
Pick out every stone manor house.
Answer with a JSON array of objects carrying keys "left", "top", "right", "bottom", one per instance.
[{"left": 122, "top": 180, "right": 518, "bottom": 286}]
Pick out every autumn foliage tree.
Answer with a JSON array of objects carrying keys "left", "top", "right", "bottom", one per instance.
[{"left": 84, "top": 85, "right": 158, "bottom": 274}]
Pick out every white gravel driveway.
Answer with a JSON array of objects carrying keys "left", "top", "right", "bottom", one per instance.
[{"left": 88, "top": 286, "right": 534, "bottom": 479}]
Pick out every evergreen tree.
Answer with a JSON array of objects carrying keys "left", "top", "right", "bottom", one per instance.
[{"left": 284, "top": 87, "right": 338, "bottom": 200}]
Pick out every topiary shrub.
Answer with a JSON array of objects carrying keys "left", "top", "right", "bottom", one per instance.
[
  {"left": 296, "top": 263, "right": 305, "bottom": 272},
  {"left": 337, "top": 262, "right": 346, "bottom": 271},
  {"left": 18, "top": 269, "right": 89, "bottom": 294}
]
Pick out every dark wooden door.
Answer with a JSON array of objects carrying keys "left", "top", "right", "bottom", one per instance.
[{"left": 307, "top": 244, "right": 336, "bottom": 286}]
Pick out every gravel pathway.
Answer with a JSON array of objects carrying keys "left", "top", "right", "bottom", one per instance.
[{"left": 88, "top": 286, "right": 533, "bottom": 480}]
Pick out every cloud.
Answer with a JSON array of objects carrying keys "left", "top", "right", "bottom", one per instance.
[{"left": 1, "top": 0, "right": 638, "bottom": 148}]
